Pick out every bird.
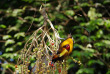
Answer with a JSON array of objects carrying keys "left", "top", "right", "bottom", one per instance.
[{"left": 52, "top": 34, "right": 74, "bottom": 62}]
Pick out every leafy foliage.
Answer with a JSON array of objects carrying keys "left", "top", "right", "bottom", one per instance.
[{"left": 0, "top": 0, "right": 110, "bottom": 74}]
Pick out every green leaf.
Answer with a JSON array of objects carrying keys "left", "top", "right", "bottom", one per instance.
[
  {"left": 87, "top": 60, "right": 104, "bottom": 66},
  {"left": 90, "top": 36, "right": 96, "bottom": 41},
  {"left": 104, "top": 53, "right": 110, "bottom": 59},
  {"left": 102, "top": 40, "right": 110, "bottom": 45},
  {"left": 7, "top": 26, "right": 19, "bottom": 33},
  {"left": 76, "top": 68, "right": 94, "bottom": 74},
  {"left": 96, "top": 29, "right": 103, "bottom": 38},
  {"left": 94, "top": 42, "right": 105, "bottom": 47},
  {"left": 6, "top": 48, "right": 14, "bottom": 52},
  {"left": 96, "top": 19, "right": 104, "bottom": 26},
  {"left": 12, "top": 9, "right": 23, "bottom": 17},
  {"left": 73, "top": 6, "right": 80, "bottom": 9},
  {"left": 2, "top": 63, "right": 15, "bottom": 69},
  {"left": 3, "top": 35, "right": 12, "bottom": 40},
  {"left": 65, "top": 10, "right": 74, "bottom": 16},
  {"left": 14, "top": 32, "right": 25, "bottom": 39},
  {"left": 31, "top": 63, "right": 35, "bottom": 68},
  {"left": 2, "top": 53, "right": 14, "bottom": 58},
  {"left": 16, "top": 20, "right": 24, "bottom": 27},
  {"left": 72, "top": 50, "right": 81, "bottom": 57},
  {"left": 38, "top": 16, "right": 44, "bottom": 22},
  {"left": 84, "top": 20, "right": 99, "bottom": 32},
  {"left": 30, "top": 55, "right": 36, "bottom": 61},
  {"left": 17, "top": 42, "right": 23, "bottom": 46},
  {"left": 80, "top": 3, "right": 89, "bottom": 7},
  {"left": 34, "top": 18, "right": 39, "bottom": 22},
  {"left": 2, "top": 63, "right": 9, "bottom": 69},
  {"left": 74, "top": 16, "right": 85, "bottom": 22},
  {"left": 104, "top": 20, "right": 110, "bottom": 28},
  {"left": 88, "top": 7, "right": 96, "bottom": 20},
  {"left": 96, "top": 13, "right": 102, "bottom": 17},
  {"left": 80, "top": 35, "right": 88, "bottom": 42},
  {"left": 0, "top": 24, "right": 6, "bottom": 28},
  {"left": 103, "top": 1, "right": 110, "bottom": 4},
  {"left": 81, "top": 51, "right": 94, "bottom": 58},
  {"left": 24, "top": 16, "right": 34, "bottom": 22},
  {"left": 102, "top": 40, "right": 110, "bottom": 48},
  {"left": 56, "top": 13, "right": 67, "bottom": 20},
  {"left": 103, "top": 34, "right": 110, "bottom": 40},
  {"left": 5, "top": 39, "right": 15, "bottom": 46},
  {"left": 106, "top": 69, "right": 110, "bottom": 74}
]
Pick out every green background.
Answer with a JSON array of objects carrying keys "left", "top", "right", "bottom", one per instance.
[{"left": 0, "top": 0, "right": 110, "bottom": 74}]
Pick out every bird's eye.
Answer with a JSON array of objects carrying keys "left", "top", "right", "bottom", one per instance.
[{"left": 64, "top": 44, "right": 70, "bottom": 50}]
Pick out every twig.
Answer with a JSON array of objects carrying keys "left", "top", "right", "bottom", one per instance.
[
  {"left": 26, "top": 9, "right": 37, "bottom": 34},
  {"left": 75, "top": 1, "right": 89, "bottom": 21}
]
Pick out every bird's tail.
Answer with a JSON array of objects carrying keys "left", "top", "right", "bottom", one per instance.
[{"left": 52, "top": 54, "right": 60, "bottom": 62}]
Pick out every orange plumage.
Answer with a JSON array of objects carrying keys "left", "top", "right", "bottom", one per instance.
[{"left": 52, "top": 34, "right": 74, "bottom": 62}]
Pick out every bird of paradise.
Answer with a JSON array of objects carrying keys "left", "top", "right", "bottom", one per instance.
[{"left": 52, "top": 34, "right": 74, "bottom": 62}]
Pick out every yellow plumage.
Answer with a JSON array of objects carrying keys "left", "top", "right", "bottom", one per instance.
[{"left": 52, "top": 35, "right": 74, "bottom": 62}]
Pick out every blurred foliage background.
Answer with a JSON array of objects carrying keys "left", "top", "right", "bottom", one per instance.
[{"left": 0, "top": 0, "right": 110, "bottom": 74}]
